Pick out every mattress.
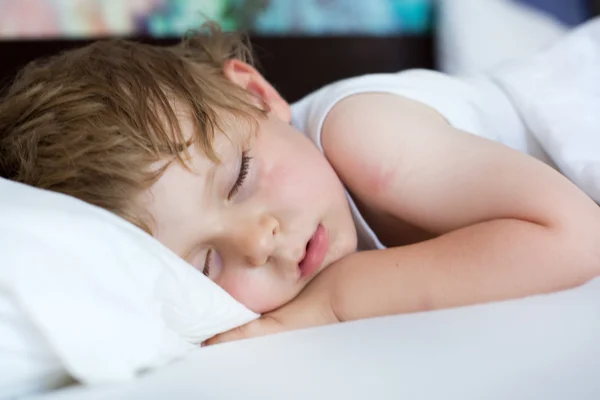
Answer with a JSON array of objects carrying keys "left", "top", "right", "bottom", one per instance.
[{"left": 31, "top": 277, "right": 600, "bottom": 400}]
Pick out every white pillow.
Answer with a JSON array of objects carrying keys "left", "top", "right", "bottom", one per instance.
[
  {"left": 0, "top": 178, "right": 257, "bottom": 398},
  {"left": 491, "top": 16, "right": 600, "bottom": 204}
]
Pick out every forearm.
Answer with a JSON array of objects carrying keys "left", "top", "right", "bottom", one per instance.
[{"left": 326, "top": 219, "right": 599, "bottom": 322}]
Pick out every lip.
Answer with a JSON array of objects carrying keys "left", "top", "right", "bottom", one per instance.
[{"left": 298, "top": 224, "right": 329, "bottom": 279}]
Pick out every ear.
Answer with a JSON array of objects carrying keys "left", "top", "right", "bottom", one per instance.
[{"left": 223, "top": 59, "right": 291, "bottom": 123}]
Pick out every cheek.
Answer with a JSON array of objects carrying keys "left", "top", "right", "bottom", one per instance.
[
  {"left": 217, "top": 271, "right": 288, "bottom": 314},
  {"left": 265, "top": 148, "right": 335, "bottom": 202}
]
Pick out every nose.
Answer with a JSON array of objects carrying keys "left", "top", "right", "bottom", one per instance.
[{"left": 235, "top": 214, "right": 279, "bottom": 267}]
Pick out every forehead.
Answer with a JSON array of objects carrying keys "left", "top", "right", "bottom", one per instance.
[{"left": 142, "top": 107, "right": 251, "bottom": 202}]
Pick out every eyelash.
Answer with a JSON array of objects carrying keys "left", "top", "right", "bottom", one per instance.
[
  {"left": 228, "top": 150, "right": 252, "bottom": 199},
  {"left": 203, "top": 249, "right": 212, "bottom": 277}
]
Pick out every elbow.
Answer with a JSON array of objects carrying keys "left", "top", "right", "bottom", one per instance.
[
  {"left": 577, "top": 232, "right": 600, "bottom": 284},
  {"left": 550, "top": 216, "right": 600, "bottom": 288}
]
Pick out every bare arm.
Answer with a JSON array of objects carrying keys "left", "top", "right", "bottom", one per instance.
[{"left": 320, "top": 93, "right": 600, "bottom": 320}]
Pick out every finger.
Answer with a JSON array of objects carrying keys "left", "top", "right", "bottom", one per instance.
[
  {"left": 204, "top": 316, "right": 283, "bottom": 346},
  {"left": 204, "top": 325, "right": 249, "bottom": 346}
]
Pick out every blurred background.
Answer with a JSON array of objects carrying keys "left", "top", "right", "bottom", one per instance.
[
  {"left": 0, "top": 0, "right": 599, "bottom": 101},
  {"left": 0, "top": 0, "right": 433, "bottom": 38}
]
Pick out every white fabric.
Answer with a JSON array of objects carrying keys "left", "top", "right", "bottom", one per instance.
[
  {"left": 32, "top": 276, "right": 600, "bottom": 400},
  {"left": 0, "top": 178, "right": 257, "bottom": 399},
  {"left": 436, "top": 0, "right": 568, "bottom": 76},
  {"left": 436, "top": 2, "right": 600, "bottom": 204},
  {"left": 491, "top": 16, "right": 600, "bottom": 203}
]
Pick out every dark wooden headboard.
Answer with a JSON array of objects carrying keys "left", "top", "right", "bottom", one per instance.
[
  {"left": 592, "top": 0, "right": 600, "bottom": 15},
  {"left": 0, "top": 35, "right": 434, "bottom": 103}
]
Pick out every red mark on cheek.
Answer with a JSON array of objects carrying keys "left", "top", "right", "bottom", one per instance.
[
  {"left": 265, "top": 159, "right": 308, "bottom": 196},
  {"left": 264, "top": 160, "right": 285, "bottom": 183}
]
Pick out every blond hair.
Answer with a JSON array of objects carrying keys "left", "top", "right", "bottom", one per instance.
[{"left": 0, "top": 23, "right": 264, "bottom": 232}]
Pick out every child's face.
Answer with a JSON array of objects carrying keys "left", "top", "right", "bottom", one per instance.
[{"left": 143, "top": 63, "right": 357, "bottom": 313}]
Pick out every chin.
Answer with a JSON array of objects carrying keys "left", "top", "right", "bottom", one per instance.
[{"left": 244, "top": 300, "right": 276, "bottom": 315}]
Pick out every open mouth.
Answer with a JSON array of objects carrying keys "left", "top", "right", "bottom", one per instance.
[
  {"left": 298, "top": 242, "right": 309, "bottom": 266},
  {"left": 298, "top": 224, "right": 329, "bottom": 279}
]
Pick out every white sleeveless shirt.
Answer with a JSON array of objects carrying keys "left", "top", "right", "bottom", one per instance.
[{"left": 289, "top": 69, "right": 552, "bottom": 251}]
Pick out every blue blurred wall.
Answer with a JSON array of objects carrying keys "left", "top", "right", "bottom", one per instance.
[{"left": 517, "top": 0, "right": 591, "bottom": 26}]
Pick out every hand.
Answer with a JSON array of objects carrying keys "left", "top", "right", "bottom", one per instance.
[{"left": 205, "top": 271, "right": 340, "bottom": 345}]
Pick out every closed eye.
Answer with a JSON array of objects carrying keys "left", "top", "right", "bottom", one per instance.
[{"left": 228, "top": 150, "right": 251, "bottom": 199}]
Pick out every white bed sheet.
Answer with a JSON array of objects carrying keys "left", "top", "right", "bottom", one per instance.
[{"left": 31, "top": 277, "right": 600, "bottom": 400}]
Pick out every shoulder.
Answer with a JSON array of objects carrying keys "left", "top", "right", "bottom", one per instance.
[
  {"left": 321, "top": 92, "right": 451, "bottom": 203},
  {"left": 291, "top": 71, "right": 448, "bottom": 148}
]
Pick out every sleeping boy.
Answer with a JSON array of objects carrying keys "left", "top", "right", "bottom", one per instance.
[{"left": 1, "top": 18, "right": 600, "bottom": 345}]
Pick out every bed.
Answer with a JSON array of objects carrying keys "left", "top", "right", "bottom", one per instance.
[{"left": 31, "top": 281, "right": 600, "bottom": 400}]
